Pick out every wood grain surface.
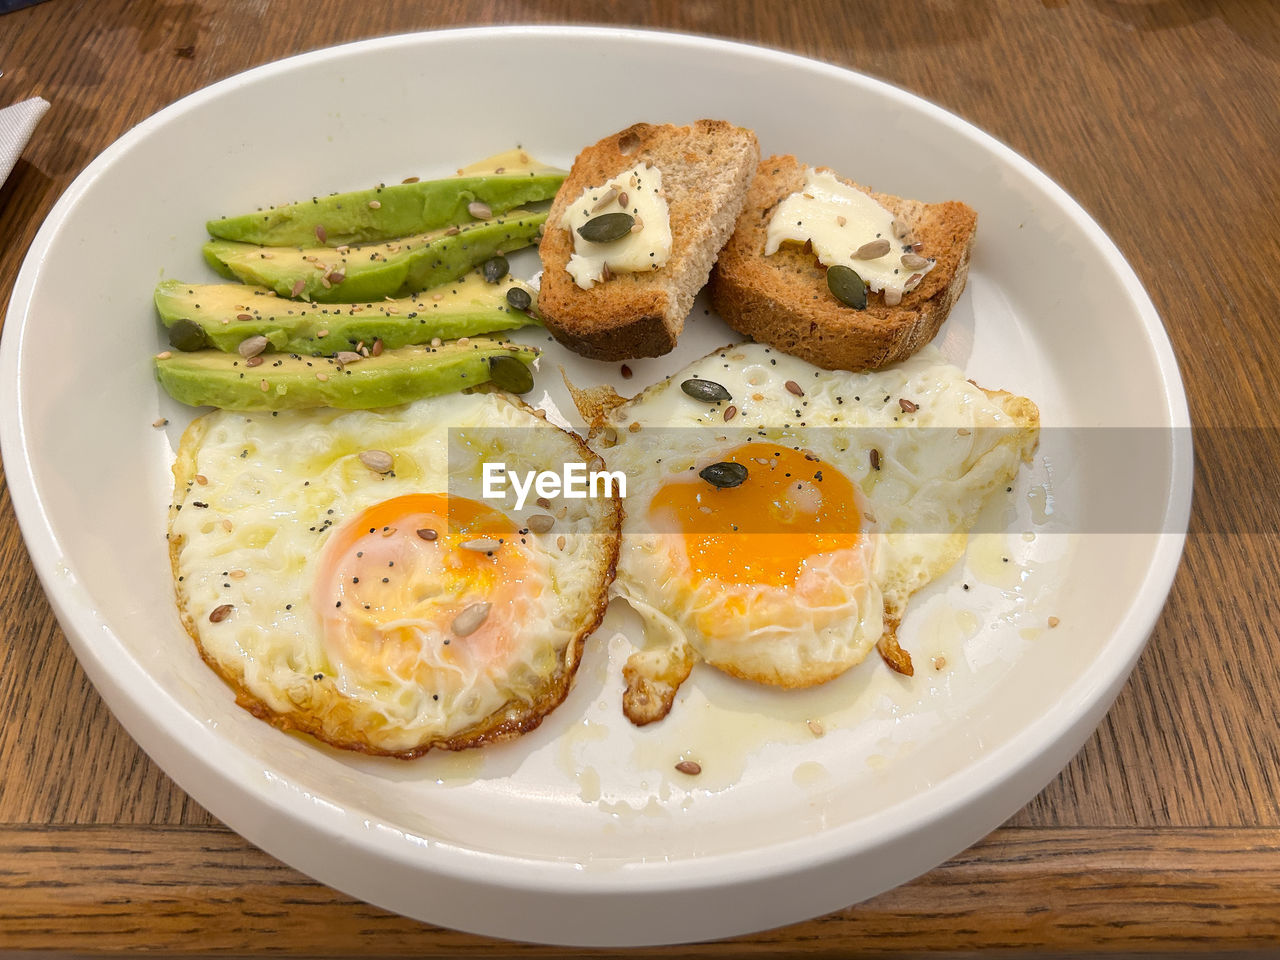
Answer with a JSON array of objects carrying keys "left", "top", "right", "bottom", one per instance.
[{"left": 1, "top": 0, "right": 1278, "bottom": 954}]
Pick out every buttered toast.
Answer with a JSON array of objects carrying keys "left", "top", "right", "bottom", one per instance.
[
  {"left": 710, "top": 154, "right": 977, "bottom": 371},
  {"left": 537, "top": 121, "right": 759, "bottom": 360}
]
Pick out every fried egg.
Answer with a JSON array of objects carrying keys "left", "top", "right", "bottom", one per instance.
[
  {"left": 595, "top": 343, "right": 1038, "bottom": 724},
  {"left": 169, "top": 391, "right": 621, "bottom": 756}
]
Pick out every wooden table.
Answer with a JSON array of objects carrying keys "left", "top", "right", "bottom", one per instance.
[{"left": 2, "top": 0, "right": 1278, "bottom": 954}]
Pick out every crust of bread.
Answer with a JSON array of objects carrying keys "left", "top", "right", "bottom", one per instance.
[
  {"left": 709, "top": 155, "right": 977, "bottom": 371},
  {"left": 537, "top": 120, "right": 759, "bottom": 360}
]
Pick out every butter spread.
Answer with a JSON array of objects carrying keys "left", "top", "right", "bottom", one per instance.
[
  {"left": 455, "top": 148, "right": 565, "bottom": 177},
  {"left": 765, "top": 169, "right": 935, "bottom": 303},
  {"left": 561, "top": 163, "right": 672, "bottom": 290}
]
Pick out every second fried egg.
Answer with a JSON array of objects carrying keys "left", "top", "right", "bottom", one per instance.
[{"left": 595, "top": 343, "right": 1039, "bottom": 724}]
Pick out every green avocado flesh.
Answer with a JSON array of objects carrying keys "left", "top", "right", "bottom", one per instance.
[
  {"left": 155, "top": 271, "right": 540, "bottom": 355},
  {"left": 205, "top": 172, "right": 565, "bottom": 247},
  {"left": 155, "top": 338, "right": 539, "bottom": 410},
  {"left": 203, "top": 209, "right": 546, "bottom": 303}
]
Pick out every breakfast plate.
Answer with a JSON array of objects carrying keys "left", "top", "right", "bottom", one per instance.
[{"left": 0, "top": 27, "right": 1191, "bottom": 945}]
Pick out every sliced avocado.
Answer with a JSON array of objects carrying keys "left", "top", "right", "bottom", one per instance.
[
  {"left": 155, "top": 338, "right": 538, "bottom": 410},
  {"left": 205, "top": 172, "right": 565, "bottom": 247},
  {"left": 203, "top": 210, "right": 546, "bottom": 303},
  {"left": 155, "top": 271, "right": 540, "bottom": 355}
]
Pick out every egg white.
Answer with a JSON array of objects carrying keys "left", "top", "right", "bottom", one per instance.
[
  {"left": 169, "top": 390, "right": 620, "bottom": 756},
  {"left": 597, "top": 343, "right": 1039, "bottom": 723}
]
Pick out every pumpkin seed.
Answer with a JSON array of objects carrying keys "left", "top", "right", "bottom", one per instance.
[
  {"left": 482, "top": 255, "right": 509, "bottom": 283},
  {"left": 577, "top": 212, "right": 635, "bottom": 244},
  {"left": 827, "top": 264, "right": 867, "bottom": 310},
  {"left": 699, "top": 461, "right": 749, "bottom": 488},
  {"left": 451, "top": 602, "right": 491, "bottom": 637},
  {"left": 168, "top": 319, "right": 209, "bottom": 352},
  {"left": 680, "top": 378, "right": 732, "bottom": 403},
  {"left": 505, "top": 286, "right": 532, "bottom": 311},
  {"left": 487, "top": 355, "right": 534, "bottom": 394}
]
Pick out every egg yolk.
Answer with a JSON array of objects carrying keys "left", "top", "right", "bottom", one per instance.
[
  {"left": 647, "top": 445, "right": 861, "bottom": 587},
  {"left": 312, "top": 493, "right": 540, "bottom": 685}
]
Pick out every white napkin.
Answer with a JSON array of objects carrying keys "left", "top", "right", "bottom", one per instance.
[{"left": 0, "top": 97, "right": 50, "bottom": 186}]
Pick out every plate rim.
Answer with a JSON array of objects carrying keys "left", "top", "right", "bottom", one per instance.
[{"left": 0, "top": 23, "right": 1193, "bottom": 943}]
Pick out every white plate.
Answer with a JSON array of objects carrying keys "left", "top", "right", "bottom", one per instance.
[{"left": 0, "top": 27, "right": 1191, "bottom": 946}]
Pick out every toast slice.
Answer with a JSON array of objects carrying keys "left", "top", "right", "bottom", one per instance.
[
  {"left": 709, "top": 155, "right": 977, "bottom": 371},
  {"left": 537, "top": 120, "right": 759, "bottom": 360}
]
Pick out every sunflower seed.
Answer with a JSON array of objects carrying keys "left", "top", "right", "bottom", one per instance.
[
  {"left": 336, "top": 351, "right": 362, "bottom": 364},
  {"left": 451, "top": 602, "right": 491, "bottom": 637},
  {"left": 358, "top": 449, "right": 394, "bottom": 473},
  {"left": 467, "top": 201, "right": 493, "bottom": 220},
  {"left": 899, "top": 398, "right": 918, "bottom": 413},
  {"left": 785, "top": 380, "right": 804, "bottom": 397},
  {"left": 526, "top": 514, "right": 555, "bottom": 533},
  {"left": 590, "top": 187, "right": 619, "bottom": 212},
  {"left": 460, "top": 537, "right": 501, "bottom": 553},
  {"left": 901, "top": 253, "right": 929, "bottom": 269},
  {"left": 416, "top": 528, "right": 438, "bottom": 541},
  {"left": 209, "top": 604, "right": 233, "bottom": 623},
  {"left": 675, "top": 760, "right": 702, "bottom": 775},
  {"left": 854, "top": 238, "right": 891, "bottom": 260}
]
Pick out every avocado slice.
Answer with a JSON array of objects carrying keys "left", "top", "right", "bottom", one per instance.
[
  {"left": 155, "top": 271, "right": 540, "bottom": 355},
  {"left": 203, "top": 210, "right": 546, "bottom": 303},
  {"left": 155, "top": 338, "right": 539, "bottom": 410},
  {"left": 205, "top": 172, "right": 565, "bottom": 247}
]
